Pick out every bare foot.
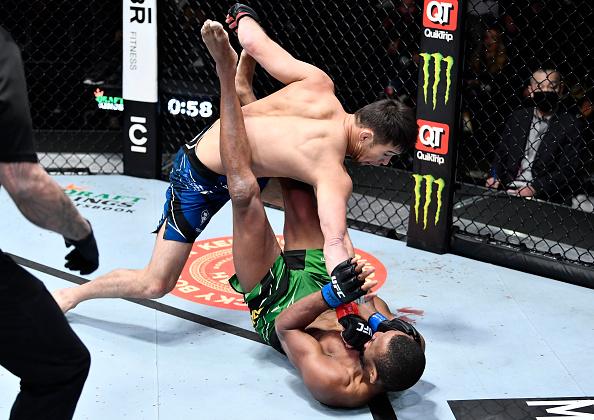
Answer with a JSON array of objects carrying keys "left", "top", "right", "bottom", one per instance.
[
  {"left": 201, "top": 20, "right": 238, "bottom": 74},
  {"left": 52, "top": 288, "right": 77, "bottom": 313}
]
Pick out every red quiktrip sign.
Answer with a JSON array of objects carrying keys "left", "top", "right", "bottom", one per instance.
[
  {"left": 171, "top": 236, "right": 388, "bottom": 310},
  {"left": 423, "top": 0, "right": 458, "bottom": 31},
  {"left": 416, "top": 119, "right": 450, "bottom": 155}
]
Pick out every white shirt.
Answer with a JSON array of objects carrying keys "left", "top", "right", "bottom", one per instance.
[{"left": 510, "top": 111, "right": 551, "bottom": 188}]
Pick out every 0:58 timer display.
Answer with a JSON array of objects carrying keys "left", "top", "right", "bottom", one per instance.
[{"left": 167, "top": 98, "right": 213, "bottom": 118}]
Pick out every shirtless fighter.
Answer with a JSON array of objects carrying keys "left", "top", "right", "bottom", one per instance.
[
  {"left": 202, "top": 21, "right": 425, "bottom": 407},
  {"left": 53, "top": 4, "right": 416, "bottom": 313}
]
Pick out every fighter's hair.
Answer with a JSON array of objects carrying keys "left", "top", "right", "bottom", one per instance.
[
  {"left": 354, "top": 99, "right": 416, "bottom": 152},
  {"left": 375, "top": 334, "right": 426, "bottom": 392}
]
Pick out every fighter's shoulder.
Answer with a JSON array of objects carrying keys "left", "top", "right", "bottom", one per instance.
[
  {"left": 292, "top": 68, "right": 335, "bottom": 93},
  {"left": 302, "top": 66, "right": 334, "bottom": 87},
  {"left": 309, "top": 371, "right": 371, "bottom": 408},
  {"left": 312, "top": 165, "right": 352, "bottom": 196}
]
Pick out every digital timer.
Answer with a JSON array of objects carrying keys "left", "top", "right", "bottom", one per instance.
[{"left": 167, "top": 98, "right": 213, "bottom": 118}]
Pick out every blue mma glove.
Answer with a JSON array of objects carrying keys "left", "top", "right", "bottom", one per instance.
[{"left": 369, "top": 312, "right": 422, "bottom": 346}]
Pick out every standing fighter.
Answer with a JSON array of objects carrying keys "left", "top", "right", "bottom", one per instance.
[
  {"left": 53, "top": 3, "right": 416, "bottom": 313},
  {"left": 0, "top": 27, "right": 98, "bottom": 419},
  {"left": 201, "top": 20, "right": 425, "bottom": 406}
]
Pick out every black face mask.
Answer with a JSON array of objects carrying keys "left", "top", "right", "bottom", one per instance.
[{"left": 532, "top": 91, "right": 560, "bottom": 113}]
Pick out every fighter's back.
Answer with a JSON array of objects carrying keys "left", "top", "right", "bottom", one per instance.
[{"left": 195, "top": 79, "right": 351, "bottom": 187}]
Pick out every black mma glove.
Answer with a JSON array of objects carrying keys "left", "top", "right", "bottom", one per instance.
[
  {"left": 226, "top": 3, "right": 260, "bottom": 33},
  {"left": 368, "top": 312, "right": 422, "bottom": 347},
  {"left": 321, "top": 259, "right": 365, "bottom": 308},
  {"left": 338, "top": 314, "right": 373, "bottom": 351},
  {"left": 64, "top": 220, "right": 99, "bottom": 275}
]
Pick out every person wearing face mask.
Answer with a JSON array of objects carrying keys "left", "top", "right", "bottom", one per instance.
[{"left": 485, "top": 69, "right": 587, "bottom": 204}]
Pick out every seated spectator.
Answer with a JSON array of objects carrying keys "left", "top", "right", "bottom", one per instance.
[{"left": 485, "top": 69, "right": 588, "bottom": 204}]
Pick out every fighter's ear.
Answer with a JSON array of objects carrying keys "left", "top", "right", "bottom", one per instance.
[
  {"left": 359, "top": 129, "right": 374, "bottom": 145},
  {"left": 368, "top": 364, "right": 379, "bottom": 385}
]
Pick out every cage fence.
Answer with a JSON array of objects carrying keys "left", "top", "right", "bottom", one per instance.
[{"left": 3, "top": 0, "right": 593, "bottom": 272}]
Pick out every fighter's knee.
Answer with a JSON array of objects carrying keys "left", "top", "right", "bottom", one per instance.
[
  {"left": 227, "top": 175, "right": 260, "bottom": 207},
  {"left": 142, "top": 276, "right": 177, "bottom": 299}
]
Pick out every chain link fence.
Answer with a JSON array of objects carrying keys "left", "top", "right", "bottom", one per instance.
[
  {"left": 159, "top": 0, "right": 594, "bottom": 272},
  {"left": 5, "top": 0, "right": 592, "bottom": 271},
  {"left": 454, "top": 0, "right": 594, "bottom": 266},
  {"left": 0, "top": 0, "right": 123, "bottom": 174},
  {"left": 158, "top": 0, "right": 421, "bottom": 236}
]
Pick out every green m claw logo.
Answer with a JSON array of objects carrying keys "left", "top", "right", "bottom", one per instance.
[
  {"left": 420, "top": 52, "right": 454, "bottom": 110},
  {"left": 412, "top": 174, "right": 445, "bottom": 230}
]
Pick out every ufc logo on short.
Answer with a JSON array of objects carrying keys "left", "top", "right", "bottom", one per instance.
[{"left": 423, "top": 0, "right": 458, "bottom": 31}]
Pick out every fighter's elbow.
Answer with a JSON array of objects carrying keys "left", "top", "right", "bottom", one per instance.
[
  {"left": 238, "top": 30, "right": 265, "bottom": 57},
  {"left": 274, "top": 316, "right": 292, "bottom": 340},
  {"left": 274, "top": 322, "right": 286, "bottom": 338}
]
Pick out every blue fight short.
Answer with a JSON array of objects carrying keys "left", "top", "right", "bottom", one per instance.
[{"left": 155, "top": 128, "right": 268, "bottom": 243}]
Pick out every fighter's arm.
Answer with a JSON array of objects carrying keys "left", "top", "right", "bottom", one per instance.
[
  {"left": 275, "top": 292, "right": 361, "bottom": 407},
  {"left": 343, "top": 230, "right": 355, "bottom": 258},
  {"left": 235, "top": 50, "right": 258, "bottom": 105},
  {"left": 314, "top": 170, "right": 353, "bottom": 275},
  {"left": 236, "top": 17, "right": 333, "bottom": 88}
]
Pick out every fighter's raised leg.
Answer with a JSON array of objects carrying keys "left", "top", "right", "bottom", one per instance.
[{"left": 201, "top": 20, "right": 280, "bottom": 291}]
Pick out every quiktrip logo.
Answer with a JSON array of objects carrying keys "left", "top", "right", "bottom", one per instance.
[
  {"left": 171, "top": 236, "right": 387, "bottom": 310},
  {"left": 412, "top": 174, "right": 445, "bottom": 230},
  {"left": 420, "top": 52, "right": 454, "bottom": 110},
  {"left": 417, "top": 119, "right": 449, "bottom": 153},
  {"left": 423, "top": 0, "right": 458, "bottom": 31},
  {"left": 424, "top": 28, "right": 454, "bottom": 42}
]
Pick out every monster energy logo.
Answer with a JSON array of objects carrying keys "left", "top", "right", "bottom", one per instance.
[
  {"left": 420, "top": 52, "right": 454, "bottom": 110},
  {"left": 412, "top": 174, "right": 445, "bottom": 229}
]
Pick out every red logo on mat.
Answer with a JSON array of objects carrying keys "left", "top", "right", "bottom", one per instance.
[
  {"left": 423, "top": 0, "right": 458, "bottom": 31},
  {"left": 171, "top": 236, "right": 388, "bottom": 311}
]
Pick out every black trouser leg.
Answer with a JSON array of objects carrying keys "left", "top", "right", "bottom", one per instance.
[{"left": 0, "top": 253, "right": 90, "bottom": 420}]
